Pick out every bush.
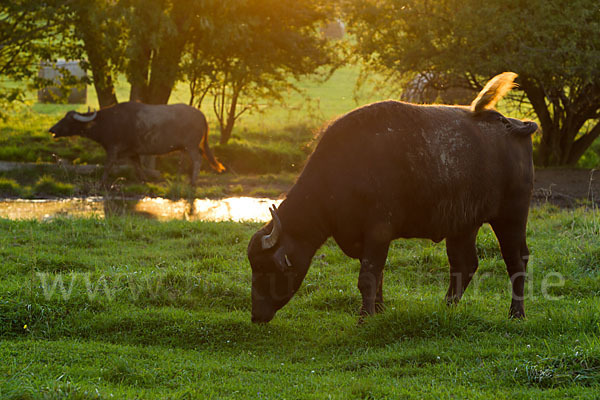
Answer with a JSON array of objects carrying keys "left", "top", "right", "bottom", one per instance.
[
  {"left": 0, "top": 177, "right": 22, "bottom": 197},
  {"left": 33, "top": 175, "right": 74, "bottom": 197},
  {"left": 214, "top": 139, "right": 308, "bottom": 174}
]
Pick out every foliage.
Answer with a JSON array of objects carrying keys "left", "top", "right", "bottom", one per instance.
[
  {"left": 344, "top": 0, "right": 600, "bottom": 166},
  {"left": 0, "top": 0, "right": 74, "bottom": 116},
  {"left": 33, "top": 175, "right": 74, "bottom": 197},
  {"left": 0, "top": 178, "right": 22, "bottom": 197},
  {"left": 65, "top": 0, "right": 125, "bottom": 108},
  {"left": 0, "top": 207, "right": 599, "bottom": 397},
  {"left": 119, "top": 0, "right": 199, "bottom": 105},
  {"left": 49, "top": 0, "right": 340, "bottom": 141},
  {"left": 183, "top": 0, "right": 340, "bottom": 144}
]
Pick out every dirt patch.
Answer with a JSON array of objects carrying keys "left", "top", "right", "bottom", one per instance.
[{"left": 533, "top": 168, "right": 599, "bottom": 208}]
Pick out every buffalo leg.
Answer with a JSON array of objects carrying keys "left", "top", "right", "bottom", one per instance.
[
  {"left": 130, "top": 155, "right": 148, "bottom": 181},
  {"left": 445, "top": 228, "right": 479, "bottom": 305},
  {"left": 358, "top": 240, "right": 390, "bottom": 318},
  {"left": 375, "top": 271, "right": 384, "bottom": 313},
  {"left": 177, "top": 153, "right": 187, "bottom": 179},
  {"left": 101, "top": 150, "right": 118, "bottom": 186},
  {"left": 186, "top": 148, "right": 202, "bottom": 185},
  {"left": 490, "top": 219, "right": 529, "bottom": 318}
]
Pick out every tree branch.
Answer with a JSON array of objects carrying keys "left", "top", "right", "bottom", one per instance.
[
  {"left": 520, "top": 77, "right": 553, "bottom": 130},
  {"left": 567, "top": 121, "right": 600, "bottom": 165}
]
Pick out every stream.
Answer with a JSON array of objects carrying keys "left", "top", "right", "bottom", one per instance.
[{"left": 0, "top": 197, "right": 281, "bottom": 222}]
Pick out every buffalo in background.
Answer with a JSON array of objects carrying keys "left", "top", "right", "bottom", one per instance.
[
  {"left": 49, "top": 102, "right": 225, "bottom": 184},
  {"left": 248, "top": 72, "right": 538, "bottom": 323}
]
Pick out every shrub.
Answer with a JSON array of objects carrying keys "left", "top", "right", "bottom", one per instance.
[
  {"left": 33, "top": 175, "right": 74, "bottom": 197},
  {"left": 0, "top": 177, "right": 22, "bottom": 197}
]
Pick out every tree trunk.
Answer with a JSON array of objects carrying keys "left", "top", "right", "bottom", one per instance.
[
  {"left": 126, "top": 37, "right": 186, "bottom": 104},
  {"left": 520, "top": 77, "right": 600, "bottom": 166},
  {"left": 220, "top": 123, "right": 233, "bottom": 145},
  {"left": 567, "top": 122, "right": 600, "bottom": 165},
  {"left": 88, "top": 53, "right": 118, "bottom": 108},
  {"left": 78, "top": 25, "right": 117, "bottom": 108},
  {"left": 537, "top": 127, "right": 564, "bottom": 167},
  {"left": 535, "top": 114, "right": 598, "bottom": 166},
  {"left": 128, "top": 46, "right": 151, "bottom": 103},
  {"left": 145, "top": 40, "right": 186, "bottom": 104},
  {"left": 219, "top": 86, "right": 241, "bottom": 145}
]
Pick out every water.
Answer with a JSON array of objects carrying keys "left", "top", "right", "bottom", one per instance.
[{"left": 0, "top": 197, "right": 282, "bottom": 222}]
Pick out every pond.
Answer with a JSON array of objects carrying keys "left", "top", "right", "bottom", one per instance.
[{"left": 0, "top": 197, "right": 282, "bottom": 222}]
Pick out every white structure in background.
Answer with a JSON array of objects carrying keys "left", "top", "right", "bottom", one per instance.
[
  {"left": 402, "top": 72, "right": 475, "bottom": 105},
  {"left": 38, "top": 60, "right": 87, "bottom": 104},
  {"left": 322, "top": 19, "right": 345, "bottom": 40}
]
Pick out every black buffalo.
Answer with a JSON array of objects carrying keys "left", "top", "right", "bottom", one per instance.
[
  {"left": 248, "top": 72, "right": 538, "bottom": 323},
  {"left": 49, "top": 102, "right": 225, "bottom": 184}
]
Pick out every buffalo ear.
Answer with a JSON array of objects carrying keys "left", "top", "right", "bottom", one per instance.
[
  {"left": 272, "top": 246, "right": 292, "bottom": 272},
  {"left": 510, "top": 120, "right": 538, "bottom": 136}
]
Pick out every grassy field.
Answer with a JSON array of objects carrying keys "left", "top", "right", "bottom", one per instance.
[{"left": 0, "top": 205, "right": 599, "bottom": 398}]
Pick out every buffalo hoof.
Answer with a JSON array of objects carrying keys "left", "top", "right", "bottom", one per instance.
[
  {"left": 445, "top": 295, "right": 461, "bottom": 306},
  {"left": 358, "top": 304, "right": 376, "bottom": 325},
  {"left": 509, "top": 308, "right": 525, "bottom": 319}
]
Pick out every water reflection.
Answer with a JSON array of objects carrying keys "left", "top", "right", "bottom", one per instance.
[{"left": 0, "top": 197, "right": 281, "bottom": 222}]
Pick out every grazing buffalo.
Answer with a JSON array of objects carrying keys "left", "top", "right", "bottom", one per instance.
[
  {"left": 248, "top": 72, "right": 538, "bottom": 323},
  {"left": 49, "top": 102, "right": 225, "bottom": 184}
]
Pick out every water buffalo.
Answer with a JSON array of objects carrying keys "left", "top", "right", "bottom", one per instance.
[
  {"left": 248, "top": 72, "right": 538, "bottom": 323},
  {"left": 49, "top": 102, "right": 225, "bottom": 184}
]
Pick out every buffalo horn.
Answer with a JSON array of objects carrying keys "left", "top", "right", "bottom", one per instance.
[
  {"left": 73, "top": 111, "right": 97, "bottom": 123},
  {"left": 261, "top": 205, "right": 282, "bottom": 250}
]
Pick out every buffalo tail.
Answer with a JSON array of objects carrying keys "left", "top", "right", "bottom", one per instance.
[{"left": 201, "top": 120, "right": 226, "bottom": 173}]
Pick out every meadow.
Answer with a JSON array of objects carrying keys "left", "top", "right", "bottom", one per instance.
[
  {"left": 0, "top": 205, "right": 599, "bottom": 398},
  {"left": 0, "top": 64, "right": 599, "bottom": 399}
]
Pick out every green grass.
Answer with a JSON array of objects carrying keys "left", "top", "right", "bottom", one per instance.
[{"left": 0, "top": 205, "right": 599, "bottom": 398}]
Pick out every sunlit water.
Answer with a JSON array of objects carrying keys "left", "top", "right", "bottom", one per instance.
[{"left": 0, "top": 197, "right": 282, "bottom": 222}]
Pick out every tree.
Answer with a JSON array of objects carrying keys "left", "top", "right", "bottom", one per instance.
[
  {"left": 345, "top": 0, "right": 600, "bottom": 166},
  {"left": 64, "top": 0, "right": 197, "bottom": 107},
  {"left": 184, "top": 0, "right": 338, "bottom": 144},
  {"left": 68, "top": 0, "right": 123, "bottom": 108},
  {"left": 121, "top": 0, "right": 197, "bottom": 104},
  {"left": 0, "top": 0, "right": 71, "bottom": 116},
  {"left": 0, "top": 0, "right": 123, "bottom": 110}
]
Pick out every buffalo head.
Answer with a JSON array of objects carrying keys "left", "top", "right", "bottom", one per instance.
[
  {"left": 247, "top": 205, "right": 313, "bottom": 323},
  {"left": 49, "top": 110, "right": 97, "bottom": 138}
]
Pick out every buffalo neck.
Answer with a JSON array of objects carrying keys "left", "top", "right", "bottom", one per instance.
[
  {"left": 277, "top": 179, "right": 330, "bottom": 252},
  {"left": 80, "top": 118, "right": 104, "bottom": 145}
]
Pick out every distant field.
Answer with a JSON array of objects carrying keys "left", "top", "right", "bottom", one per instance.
[
  {"left": 0, "top": 205, "right": 599, "bottom": 398},
  {"left": 23, "top": 65, "right": 382, "bottom": 131}
]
